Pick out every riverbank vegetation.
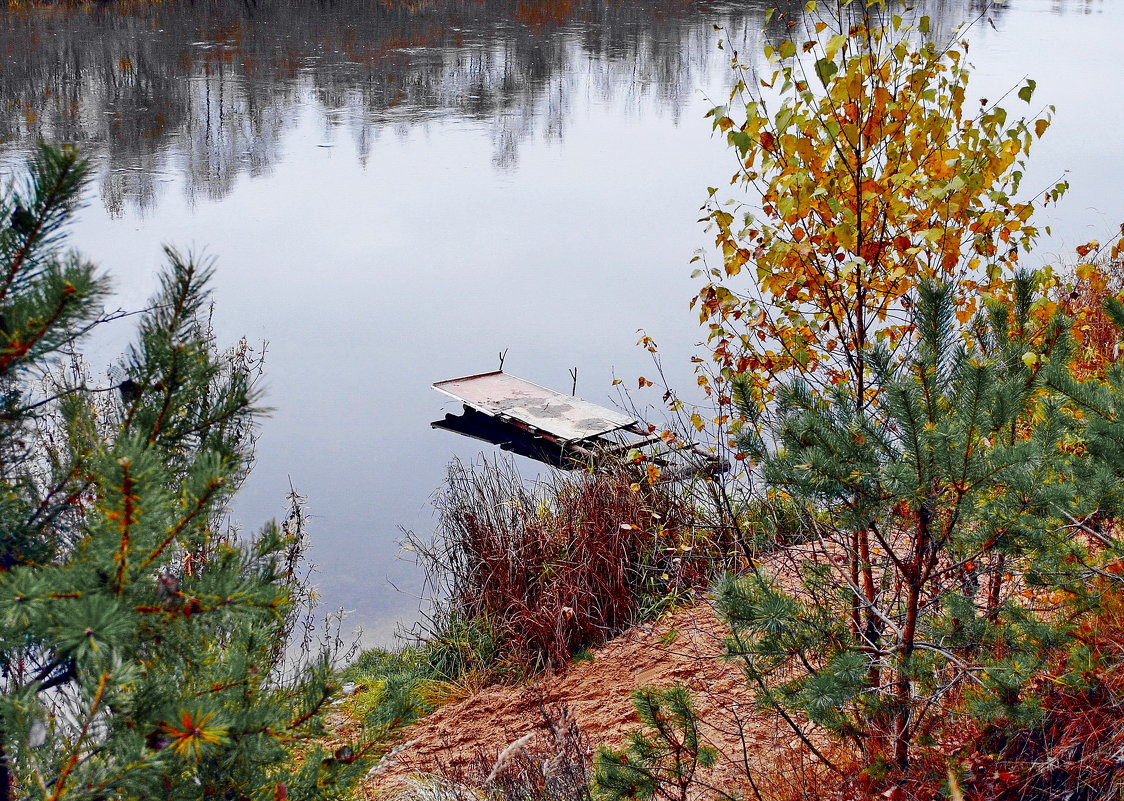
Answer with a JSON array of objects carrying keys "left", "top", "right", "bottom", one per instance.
[
  {"left": 0, "top": 145, "right": 371, "bottom": 800},
  {"left": 7, "top": 1, "right": 1124, "bottom": 799},
  {"left": 356, "top": 2, "right": 1124, "bottom": 799},
  {"left": 620, "top": 0, "right": 1124, "bottom": 796},
  {"left": 335, "top": 457, "right": 730, "bottom": 761}
]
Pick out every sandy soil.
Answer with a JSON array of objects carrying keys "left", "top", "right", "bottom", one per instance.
[{"left": 332, "top": 601, "right": 819, "bottom": 800}]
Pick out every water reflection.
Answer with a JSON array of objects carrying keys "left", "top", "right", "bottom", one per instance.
[
  {"left": 2, "top": 0, "right": 1119, "bottom": 648},
  {"left": 0, "top": 0, "right": 798, "bottom": 214}
]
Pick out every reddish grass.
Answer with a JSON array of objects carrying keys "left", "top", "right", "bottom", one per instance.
[
  {"left": 825, "top": 587, "right": 1124, "bottom": 801},
  {"left": 413, "top": 458, "right": 710, "bottom": 671},
  {"left": 952, "top": 590, "right": 1124, "bottom": 801},
  {"left": 728, "top": 584, "right": 1124, "bottom": 801}
]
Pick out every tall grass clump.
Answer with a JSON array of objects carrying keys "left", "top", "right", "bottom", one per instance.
[{"left": 409, "top": 457, "right": 715, "bottom": 673}]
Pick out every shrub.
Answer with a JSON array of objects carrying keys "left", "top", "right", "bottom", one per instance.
[
  {"left": 409, "top": 457, "right": 712, "bottom": 673},
  {"left": 0, "top": 145, "right": 368, "bottom": 800},
  {"left": 594, "top": 686, "right": 719, "bottom": 801},
  {"left": 683, "top": 0, "right": 1124, "bottom": 776}
]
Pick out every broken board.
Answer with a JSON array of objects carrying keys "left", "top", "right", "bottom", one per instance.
[{"left": 433, "top": 371, "right": 636, "bottom": 443}]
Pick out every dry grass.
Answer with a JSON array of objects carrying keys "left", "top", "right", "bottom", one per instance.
[
  {"left": 409, "top": 458, "right": 716, "bottom": 672},
  {"left": 823, "top": 584, "right": 1124, "bottom": 801},
  {"left": 390, "top": 703, "right": 592, "bottom": 801}
]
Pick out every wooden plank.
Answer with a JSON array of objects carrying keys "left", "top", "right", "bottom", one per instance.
[{"left": 433, "top": 371, "right": 636, "bottom": 443}]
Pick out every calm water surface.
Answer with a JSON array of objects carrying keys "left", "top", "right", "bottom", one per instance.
[{"left": 1, "top": 0, "right": 1121, "bottom": 646}]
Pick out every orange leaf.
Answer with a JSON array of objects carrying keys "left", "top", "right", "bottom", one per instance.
[{"left": 1076, "top": 240, "right": 1099, "bottom": 259}]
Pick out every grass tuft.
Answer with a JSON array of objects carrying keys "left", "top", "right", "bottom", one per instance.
[{"left": 408, "top": 457, "right": 719, "bottom": 673}]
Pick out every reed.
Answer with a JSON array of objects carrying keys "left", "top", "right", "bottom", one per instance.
[{"left": 409, "top": 457, "right": 712, "bottom": 672}]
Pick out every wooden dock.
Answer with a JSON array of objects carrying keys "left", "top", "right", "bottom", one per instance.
[{"left": 431, "top": 370, "right": 724, "bottom": 476}]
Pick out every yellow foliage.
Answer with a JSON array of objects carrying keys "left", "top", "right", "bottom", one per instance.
[{"left": 694, "top": 13, "right": 1064, "bottom": 410}]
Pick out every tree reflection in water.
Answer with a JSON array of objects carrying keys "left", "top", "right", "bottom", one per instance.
[{"left": 0, "top": 0, "right": 781, "bottom": 213}]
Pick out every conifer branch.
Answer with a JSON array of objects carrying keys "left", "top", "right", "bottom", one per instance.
[
  {"left": 138, "top": 480, "right": 224, "bottom": 572},
  {"left": 46, "top": 671, "right": 109, "bottom": 801},
  {"left": 112, "top": 461, "right": 136, "bottom": 596},
  {"left": 0, "top": 146, "right": 88, "bottom": 305}
]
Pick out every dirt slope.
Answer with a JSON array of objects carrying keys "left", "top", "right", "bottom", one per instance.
[{"left": 340, "top": 602, "right": 813, "bottom": 800}]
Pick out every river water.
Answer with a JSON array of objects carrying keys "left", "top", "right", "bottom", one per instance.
[{"left": 1, "top": 0, "right": 1121, "bottom": 647}]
